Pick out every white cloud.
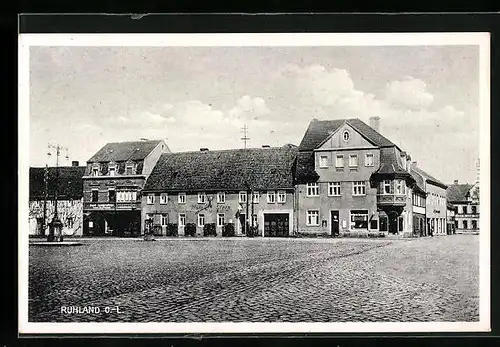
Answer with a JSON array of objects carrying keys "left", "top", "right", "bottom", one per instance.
[{"left": 386, "top": 77, "right": 434, "bottom": 110}]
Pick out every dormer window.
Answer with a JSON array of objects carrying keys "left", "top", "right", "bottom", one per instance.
[
  {"left": 91, "top": 164, "right": 100, "bottom": 177},
  {"left": 108, "top": 163, "right": 116, "bottom": 176},
  {"left": 342, "top": 130, "right": 350, "bottom": 142},
  {"left": 125, "top": 163, "right": 134, "bottom": 175}
]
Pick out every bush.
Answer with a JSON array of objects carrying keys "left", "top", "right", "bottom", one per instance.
[
  {"left": 222, "top": 223, "right": 235, "bottom": 237},
  {"left": 166, "top": 223, "right": 178, "bottom": 237},
  {"left": 185, "top": 223, "right": 196, "bottom": 237},
  {"left": 152, "top": 224, "right": 163, "bottom": 236},
  {"left": 203, "top": 223, "right": 217, "bottom": 237}
]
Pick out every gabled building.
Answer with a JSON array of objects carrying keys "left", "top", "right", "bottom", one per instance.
[
  {"left": 29, "top": 161, "right": 86, "bottom": 236},
  {"left": 446, "top": 181, "right": 480, "bottom": 233},
  {"left": 294, "top": 117, "right": 422, "bottom": 237},
  {"left": 411, "top": 165, "right": 448, "bottom": 236},
  {"left": 142, "top": 145, "right": 298, "bottom": 237},
  {"left": 83, "top": 139, "right": 170, "bottom": 236}
]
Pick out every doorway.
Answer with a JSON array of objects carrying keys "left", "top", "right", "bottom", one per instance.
[
  {"left": 264, "top": 213, "right": 289, "bottom": 237},
  {"left": 331, "top": 211, "right": 339, "bottom": 237},
  {"left": 238, "top": 213, "right": 246, "bottom": 234}
]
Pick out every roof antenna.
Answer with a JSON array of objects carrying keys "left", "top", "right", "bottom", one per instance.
[{"left": 241, "top": 124, "right": 250, "bottom": 149}]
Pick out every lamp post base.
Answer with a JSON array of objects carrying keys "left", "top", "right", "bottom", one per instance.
[{"left": 47, "top": 217, "right": 64, "bottom": 242}]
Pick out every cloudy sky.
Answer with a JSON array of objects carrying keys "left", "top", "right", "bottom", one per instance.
[{"left": 29, "top": 45, "right": 480, "bottom": 184}]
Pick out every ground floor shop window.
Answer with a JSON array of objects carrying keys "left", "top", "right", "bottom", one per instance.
[{"left": 350, "top": 210, "right": 368, "bottom": 229}]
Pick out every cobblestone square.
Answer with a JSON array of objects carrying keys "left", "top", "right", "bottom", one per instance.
[{"left": 28, "top": 235, "right": 479, "bottom": 322}]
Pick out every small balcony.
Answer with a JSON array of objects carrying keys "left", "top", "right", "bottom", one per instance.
[{"left": 377, "top": 194, "right": 407, "bottom": 207}]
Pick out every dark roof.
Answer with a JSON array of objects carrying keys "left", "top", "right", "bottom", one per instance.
[
  {"left": 410, "top": 170, "right": 426, "bottom": 193},
  {"left": 144, "top": 146, "right": 298, "bottom": 191},
  {"left": 88, "top": 140, "right": 162, "bottom": 163},
  {"left": 411, "top": 166, "right": 448, "bottom": 189},
  {"left": 30, "top": 166, "right": 86, "bottom": 200},
  {"left": 298, "top": 118, "right": 395, "bottom": 151},
  {"left": 375, "top": 147, "right": 408, "bottom": 175},
  {"left": 295, "top": 152, "right": 320, "bottom": 184},
  {"left": 446, "top": 183, "right": 474, "bottom": 202}
]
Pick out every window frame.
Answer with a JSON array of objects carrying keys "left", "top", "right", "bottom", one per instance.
[
  {"left": 306, "top": 183, "right": 320, "bottom": 197},
  {"left": 108, "top": 166, "right": 116, "bottom": 176},
  {"left": 91, "top": 189, "right": 99, "bottom": 203},
  {"left": 178, "top": 193, "right": 186, "bottom": 204},
  {"left": 108, "top": 188, "right": 116, "bottom": 202},
  {"left": 352, "top": 181, "right": 366, "bottom": 196},
  {"left": 217, "top": 213, "right": 225, "bottom": 227},
  {"left": 161, "top": 214, "right": 169, "bottom": 226},
  {"left": 328, "top": 182, "right": 341, "bottom": 196},
  {"left": 267, "top": 191, "right": 276, "bottom": 204},
  {"left": 146, "top": 194, "right": 155, "bottom": 205},
  {"left": 365, "top": 153, "right": 374, "bottom": 167},
  {"left": 239, "top": 191, "right": 247, "bottom": 203},
  {"left": 348, "top": 154, "right": 359, "bottom": 168},
  {"left": 350, "top": 209, "right": 369, "bottom": 230},
  {"left": 217, "top": 192, "right": 226, "bottom": 204},
  {"left": 383, "top": 180, "right": 393, "bottom": 195},
  {"left": 306, "top": 210, "right": 320, "bottom": 226},
  {"left": 319, "top": 155, "right": 329, "bottom": 168},
  {"left": 335, "top": 155, "right": 344, "bottom": 168},
  {"left": 342, "top": 130, "right": 350, "bottom": 142},
  {"left": 252, "top": 191, "right": 260, "bottom": 203},
  {"left": 198, "top": 192, "right": 206, "bottom": 204},
  {"left": 198, "top": 213, "right": 205, "bottom": 227},
  {"left": 160, "top": 193, "right": 168, "bottom": 204},
  {"left": 125, "top": 163, "right": 134, "bottom": 175},
  {"left": 277, "top": 190, "right": 286, "bottom": 203},
  {"left": 178, "top": 213, "right": 186, "bottom": 227}
]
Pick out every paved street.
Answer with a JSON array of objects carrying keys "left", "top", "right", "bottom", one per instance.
[{"left": 28, "top": 235, "right": 479, "bottom": 322}]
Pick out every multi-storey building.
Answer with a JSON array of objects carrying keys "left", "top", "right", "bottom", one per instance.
[
  {"left": 411, "top": 165, "right": 448, "bottom": 236},
  {"left": 141, "top": 146, "right": 297, "bottom": 237},
  {"left": 294, "top": 117, "right": 426, "bottom": 237},
  {"left": 410, "top": 170, "right": 428, "bottom": 236},
  {"left": 29, "top": 161, "right": 85, "bottom": 236},
  {"left": 446, "top": 181, "right": 480, "bottom": 233},
  {"left": 82, "top": 140, "right": 169, "bottom": 236}
]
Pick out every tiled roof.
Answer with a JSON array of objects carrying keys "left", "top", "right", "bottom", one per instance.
[
  {"left": 375, "top": 147, "right": 408, "bottom": 175},
  {"left": 298, "top": 118, "right": 395, "bottom": 151},
  {"left": 446, "top": 183, "right": 473, "bottom": 202},
  {"left": 88, "top": 140, "right": 163, "bottom": 163},
  {"left": 411, "top": 166, "right": 448, "bottom": 189},
  {"left": 29, "top": 166, "right": 86, "bottom": 200},
  {"left": 144, "top": 146, "right": 298, "bottom": 192},
  {"left": 295, "top": 152, "right": 320, "bottom": 184},
  {"left": 410, "top": 170, "right": 426, "bottom": 193}
]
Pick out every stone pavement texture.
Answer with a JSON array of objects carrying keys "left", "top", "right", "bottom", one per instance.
[{"left": 28, "top": 235, "right": 479, "bottom": 322}]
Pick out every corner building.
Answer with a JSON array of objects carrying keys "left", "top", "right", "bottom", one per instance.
[
  {"left": 141, "top": 146, "right": 297, "bottom": 237},
  {"left": 295, "top": 117, "right": 428, "bottom": 237},
  {"left": 82, "top": 140, "right": 170, "bottom": 236}
]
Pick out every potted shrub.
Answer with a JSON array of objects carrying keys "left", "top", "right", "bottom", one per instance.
[
  {"left": 203, "top": 223, "right": 217, "bottom": 237},
  {"left": 185, "top": 223, "right": 197, "bottom": 237},
  {"left": 152, "top": 224, "right": 163, "bottom": 236},
  {"left": 222, "top": 223, "right": 235, "bottom": 237},
  {"left": 247, "top": 224, "right": 259, "bottom": 237},
  {"left": 166, "top": 223, "right": 178, "bottom": 237}
]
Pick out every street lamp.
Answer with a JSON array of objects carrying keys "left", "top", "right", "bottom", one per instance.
[{"left": 46, "top": 143, "right": 69, "bottom": 242}]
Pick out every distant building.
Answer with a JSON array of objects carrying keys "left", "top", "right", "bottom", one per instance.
[
  {"left": 29, "top": 161, "right": 85, "bottom": 236},
  {"left": 294, "top": 117, "right": 430, "bottom": 237},
  {"left": 410, "top": 165, "right": 448, "bottom": 236},
  {"left": 82, "top": 140, "right": 170, "bottom": 237},
  {"left": 141, "top": 146, "right": 298, "bottom": 237},
  {"left": 446, "top": 180, "right": 480, "bottom": 234}
]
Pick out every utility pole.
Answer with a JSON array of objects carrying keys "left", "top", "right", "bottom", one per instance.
[
  {"left": 42, "top": 163, "right": 48, "bottom": 236},
  {"left": 241, "top": 125, "right": 250, "bottom": 149},
  {"left": 245, "top": 181, "right": 250, "bottom": 237},
  {"left": 47, "top": 143, "right": 69, "bottom": 242}
]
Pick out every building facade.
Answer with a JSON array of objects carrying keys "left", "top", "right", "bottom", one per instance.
[
  {"left": 82, "top": 140, "right": 169, "bottom": 237},
  {"left": 141, "top": 146, "right": 298, "bottom": 237},
  {"left": 411, "top": 165, "right": 448, "bottom": 236},
  {"left": 29, "top": 162, "right": 85, "bottom": 236},
  {"left": 294, "top": 117, "right": 427, "bottom": 237},
  {"left": 447, "top": 181, "right": 480, "bottom": 234}
]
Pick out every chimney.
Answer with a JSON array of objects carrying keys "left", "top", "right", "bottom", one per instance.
[
  {"left": 72, "top": 161, "right": 79, "bottom": 167},
  {"left": 369, "top": 116, "right": 381, "bottom": 133},
  {"left": 200, "top": 148, "right": 209, "bottom": 152},
  {"left": 412, "top": 161, "right": 418, "bottom": 167},
  {"left": 262, "top": 145, "right": 270, "bottom": 148},
  {"left": 454, "top": 179, "right": 459, "bottom": 185}
]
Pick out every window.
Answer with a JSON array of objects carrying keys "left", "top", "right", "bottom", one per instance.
[
  {"left": 463, "top": 220, "right": 468, "bottom": 229},
  {"left": 161, "top": 214, "right": 168, "bottom": 226},
  {"left": 383, "top": 180, "right": 392, "bottom": 195},
  {"left": 108, "top": 189, "right": 116, "bottom": 202},
  {"left": 252, "top": 191, "right": 260, "bottom": 203},
  {"left": 349, "top": 154, "right": 358, "bottom": 167},
  {"left": 472, "top": 220, "right": 477, "bottom": 229},
  {"left": 198, "top": 214, "right": 205, "bottom": 227},
  {"left": 66, "top": 217, "right": 74, "bottom": 228},
  {"left": 380, "top": 216, "right": 388, "bottom": 231},
  {"left": 277, "top": 190, "right": 286, "bottom": 203},
  {"left": 352, "top": 181, "right": 366, "bottom": 196},
  {"left": 108, "top": 166, "right": 116, "bottom": 176},
  {"left": 178, "top": 193, "right": 186, "bottom": 204},
  {"left": 365, "top": 153, "right": 374, "bottom": 167},
  {"left": 217, "top": 192, "right": 226, "bottom": 203},
  {"left": 92, "top": 167, "right": 99, "bottom": 177},
  {"left": 370, "top": 219, "right": 378, "bottom": 230},
  {"left": 342, "top": 130, "right": 350, "bottom": 142},
  {"left": 395, "top": 180, "right": 405, "bottom": 195},
  {"left": 239, "top": 191, "right": 247, "bottom": 203},
  {"left": 471, "top": 205, "right": 477, "bottom": 214},
  {"left": 125, "top": 163, "right": 134, "bottom": 175},
  {"left": 147, "top": 194, "right": 155, "bottom": 204},
  {"left": 91, "top": 190, "right": 98, "bottom": 202},
  {"left": 319, "top": 155, "right": 328, "bottom": 168},
  {"left": 267, "top": 191, "right": 276, "bottom": 203},
  {"left": 160, "top": 193, "right": 168, "bottom": 204},
  {"left": 198, "top": 192, "right": 206, "bottom": 204},
  {"left": 328, "top": 182, "right": 341, "bottom": 196},
  {"left": 350, "top": 210, "right": 368, "bottom": 229},
  {"left": 217, "top": 213, "right": 225, "bottom": 227},
  {"left": 179, "top": 214, "right": 186, "bottom": 227},
  {"left": 306, "top": 210, "right": 320, "bottom": 226},
  {"left": 462, "top": 206, "right": 467, "bottom": 214},
  {"left": 306, "top": 183, "right": 319, "bottom": 196},
  {"left": 335, "top": 155, "right": 344, "bottom": 168}
]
